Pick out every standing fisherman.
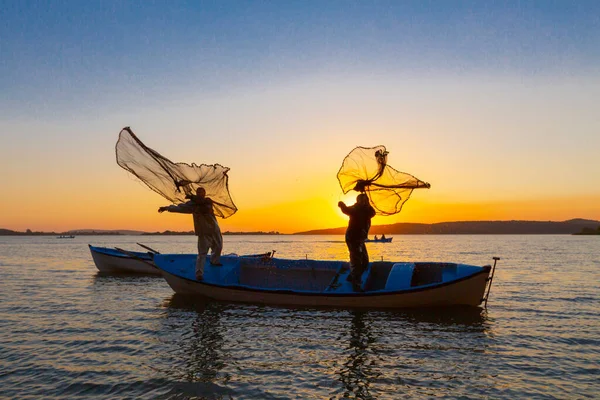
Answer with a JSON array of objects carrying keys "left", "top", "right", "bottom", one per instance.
[
  {"left": 158, "top": 187, "right": 223, "bottom": 280},
  {"left": 338, "top": 193, "right": 376, "bottom": 291}
]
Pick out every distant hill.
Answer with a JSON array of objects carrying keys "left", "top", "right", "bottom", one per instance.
[
  {"left": 141, "top": 230, "right": 281, "bottom": 235},
  {"left": 574, "top": 225, "right": 600, "bottom": 235},
  {"left": 0, "top": 228, "right": 59, "bottom": 236},
  {"left": 0, "top": 228, "right": 281, "bottom": 236},
  {"left": 295, "top": 219, "right": 600, "bottom": 235},
  {"left": 2, "top": 219, "right": 599, "bottom": 236},
  {"left": 141, "top": 230, "right": 194, "bottom": 235}
]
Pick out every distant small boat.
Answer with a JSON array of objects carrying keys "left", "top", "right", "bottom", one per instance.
[
  {"left": 57, "top": 235, "right": 75, "bottom": 239},
  {"left": 365, "top": 236, "right": 392, "bottom": 243},
  {"left": 152, "top": 254, "right": 498, "bottom": 308}
]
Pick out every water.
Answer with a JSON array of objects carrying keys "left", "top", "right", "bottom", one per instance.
[{"left": 0, "top": 235, "right": 598, "bottom": 399}]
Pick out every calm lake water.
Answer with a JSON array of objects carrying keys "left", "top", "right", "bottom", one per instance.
[{"left": 0, "top": 235, "right": 598, "bottom": 399}]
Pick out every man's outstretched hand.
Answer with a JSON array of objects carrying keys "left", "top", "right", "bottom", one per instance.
[{"left": 158, "top": 206, "right": 167, "bottom": 213}]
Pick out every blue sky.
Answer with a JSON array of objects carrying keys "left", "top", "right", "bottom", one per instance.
[
  {"left": 2, "top": 0, "right": 599, "bottom": 118},
  {"left": 1, "top": 1, "right": 599, "bottom": 232}
]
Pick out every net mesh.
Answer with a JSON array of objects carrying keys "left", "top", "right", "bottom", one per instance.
[
  {"left": 337, "top": 145, "right": 430, "bottom": 216},
  {"left": 115, "top": 127, "right": 237, "bottom": 219}
]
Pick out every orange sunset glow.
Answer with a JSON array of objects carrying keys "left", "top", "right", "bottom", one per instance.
[
  {"left": 2, "top": 162, "right": 599, "bottom": 234},
  {"left": 1, "top": 4, "right": 599, "bottom": 234}
]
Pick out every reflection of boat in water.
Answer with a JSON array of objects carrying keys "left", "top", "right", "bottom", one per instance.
[
  {"left": 395, "top": 305, "right": 488, "bottom": 327},
  {"left": 153, "top": 254, "right": 497, "bottom": 308},
  {"left": 336, "top": 306, "right": 489, "bottom": 397},
  {"left": 156, "top": 295, "right": 491, "bottom": 398},
  {"left": 57, "top": 235, "right": 75, "bottom": 239},
  {"left": 365, "top": 236, "right": 392, "bottom": 243}
]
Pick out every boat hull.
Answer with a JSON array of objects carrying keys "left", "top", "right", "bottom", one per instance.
[
  {"left": 159, "top": 263, "right": 491, "bottom": 308},
  {"left": 365, "top": 238, "right": 392, "bottom": 243},
  {"left": 89, "top": 245, "right": 159, "bottom": 274}
]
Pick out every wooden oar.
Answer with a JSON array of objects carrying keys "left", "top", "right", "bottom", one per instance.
[
  {"left": 136, "top": 242, "right": 160, "bottom": 254},
  {"left": 114, "top": 247, "right": 159, "bottom": 269}
]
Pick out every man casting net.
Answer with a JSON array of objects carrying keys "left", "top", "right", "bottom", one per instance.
[{"left": 115, "top": 127, "right": 237, "bottom": 218}]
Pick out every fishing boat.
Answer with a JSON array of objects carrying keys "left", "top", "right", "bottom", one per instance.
[
  {"left": 89, "top": 244, "right": 274, "bottom": 275},
  {"left": 89, "top": 244, "right": 160, "bottom": 274},
  {"left": 365, "top": 236, "right": 393, "bottom": 243},
  {"left": 153, "top": 254, "right": 498, "bottom": 308},
  {"left": 57, "top": 235, "right": 75, "bottom": 239}
]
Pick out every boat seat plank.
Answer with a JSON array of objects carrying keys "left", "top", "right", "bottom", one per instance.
[
  {"left": 384, "top": 263, "right": 415, "bottom": 291},
  {"left": 364, "top": 262, "right": 395, "bottom": 291}
]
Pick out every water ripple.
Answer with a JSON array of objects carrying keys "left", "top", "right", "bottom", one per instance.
[{"left": 0, "top": 235, "right": 599, "bottom": 398}]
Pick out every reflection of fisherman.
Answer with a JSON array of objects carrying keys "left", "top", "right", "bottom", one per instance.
[
  {"left": 158, "top": 187, "right": 223, "bottom": 280},
  {"left": 338, "top": 311, "right": 374, "bottom": 398},
  {"left": 164, "top": 297, "right": 227, "bottom": 383},
  {"left": 338, "top": 193, "right": 376, "bottom": 290}
]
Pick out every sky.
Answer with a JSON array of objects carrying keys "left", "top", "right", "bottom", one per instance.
[{"left": 1, "top": 0, "right": 599, "bottom": 234}]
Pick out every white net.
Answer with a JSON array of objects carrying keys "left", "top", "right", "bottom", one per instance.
[
  {"left": 337, "top": 146, "right": 430, "bottom": 216},
  {"left": 116, "top": 127, "right": 237, "bottom": 218}
]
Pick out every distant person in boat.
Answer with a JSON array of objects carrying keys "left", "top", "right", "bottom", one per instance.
[
  {"left": 158, "top": 186, "right": 223, "bottom": 280},
  {"left": 338, "top": 193, "right": 376, "bottom": 290},
  {"left": 374, "top": 235, "right": 378, "bottom": 240},
  {"left": 381, "top": 234, "right": 386, "bottom": 240}
]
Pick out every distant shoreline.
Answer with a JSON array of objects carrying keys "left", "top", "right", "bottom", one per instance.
[
  {"left": 0, "top": 230, "right": 283, "bottom": 236},
  {"left": 2, "top": 219, "right": 598, "bottom": 236}
]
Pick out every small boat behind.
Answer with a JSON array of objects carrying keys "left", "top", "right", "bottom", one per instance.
[
  {"left": 89, "top": 245, "right": 159, "bottom": 274},
  {"left": 153, "top": 254, "right": 498, "bottom": 309},
  {"left": 57, "top": 235, "right": 75, "bottom": 239},
  {"left": 365, "top": 236, "right": 393, "bottom": 243},
  {"left": 89, "top": 244, "right": 274, "bottom": 275}
]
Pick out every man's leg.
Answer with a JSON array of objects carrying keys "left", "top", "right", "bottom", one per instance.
[
  {"left": 347, "top": 240, "right": 364, "bottom": 283},
  {"left": 209, "top": 230, "right": 223, "bottom": 265},
  {"left": 196, "top": 235, "right": 209, "bottom": 280},
  {"left": 352, "top": 246, "right": 368, "bottom": 279},
  {"left": 360, "top": 242, "right": 369, "bottom": 272}
]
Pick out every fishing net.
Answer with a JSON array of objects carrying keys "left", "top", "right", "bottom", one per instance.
[
  {"left": 337, "top": 146, "right": 430, "bottom": 216},
  {"left": 116, "top": 127, "right": 237, "bottom": 218}
]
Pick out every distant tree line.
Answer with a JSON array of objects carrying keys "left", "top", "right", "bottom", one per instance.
[
  {"left": 0, "top": 229, "right": 122, "bottom": 236},
  {"left": 575, "top": 226, "right": 600, "bottom": 235},
  {"left": 142, "top": 230, "right": 281, "bottom": 235}
]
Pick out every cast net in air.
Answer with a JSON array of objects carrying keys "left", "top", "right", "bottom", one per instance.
[
  {"left": 337, "top": 146, "right": 430, "bottom": 216},
  {"left": 115, "top": 127, "right": 237, "bottom": 218}
]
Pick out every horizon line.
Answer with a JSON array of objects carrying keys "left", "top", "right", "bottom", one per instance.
[{"left": 2, "top": 217, "right": 598, "bottom": 235}]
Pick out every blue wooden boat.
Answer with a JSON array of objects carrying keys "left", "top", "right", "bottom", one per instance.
[{"left": 153, "top": 254, "right": 498, "bottom": 308}]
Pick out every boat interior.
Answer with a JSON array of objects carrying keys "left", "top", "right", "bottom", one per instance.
[
  {"left": 90, "top": 245, "right": 153, "bottom": 260},
  {"left": 162, "top": 255, "right": 484, "bottom": 293}
]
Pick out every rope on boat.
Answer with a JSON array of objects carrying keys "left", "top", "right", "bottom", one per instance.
[{"left": 483, "top": 257, "right": 500, "bottom": 308}]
